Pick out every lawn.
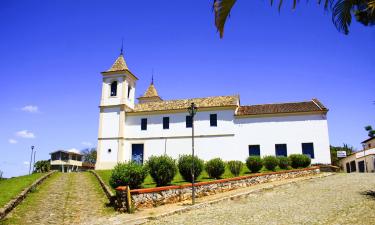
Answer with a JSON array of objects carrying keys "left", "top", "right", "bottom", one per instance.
[
  {"left": 95, "top": 165, "right": 288, "bottom": 190},
  {"left": 0, "top": 173, "right": 45, "bottom": 208}
]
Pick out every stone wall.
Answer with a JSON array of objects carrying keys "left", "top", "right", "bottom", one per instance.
[{"left": 115, "top": 167, "right": 320, "bottom": 212}]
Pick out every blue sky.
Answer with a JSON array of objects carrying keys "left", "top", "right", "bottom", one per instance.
[{"left": 0, "top": 0, "right": 374, "bottom": 177}]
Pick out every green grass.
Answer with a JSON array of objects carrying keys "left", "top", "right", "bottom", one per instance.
[
  {"left": 96, "top": 165, "right": 289, "bottom": 190},
  {"left": 0, "top": 173, "right": 45, "bottom": 208}
]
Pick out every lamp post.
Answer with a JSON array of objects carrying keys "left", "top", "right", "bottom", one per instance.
[
  {"left": 187, "top": 102, "right": 198, "bottom": 205},
  {"left": 29, "top": 146, "right": 34, "bottom": 175}
]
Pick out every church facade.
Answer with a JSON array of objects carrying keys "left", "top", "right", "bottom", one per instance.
[{"left": 95, "top": 53, "right": 331, "bottom": 170}]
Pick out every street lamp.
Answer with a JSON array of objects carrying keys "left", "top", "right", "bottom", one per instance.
[
  {"left": 29, "top": 146, "right": 35, "bottom": 175},
  {"left": 187, "top": 102, "right": 198, "bottom": 204}
]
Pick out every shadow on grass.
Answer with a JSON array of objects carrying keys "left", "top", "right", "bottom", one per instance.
[{"left": 361, "top": 190, "right": 375, "bottom": 200}]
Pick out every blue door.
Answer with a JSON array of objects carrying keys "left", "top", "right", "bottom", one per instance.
[{"left": 132, "top": 144, "right": 144, "bottom": 164}]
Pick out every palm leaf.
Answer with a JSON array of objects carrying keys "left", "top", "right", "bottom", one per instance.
[
  {"left": 332, "top": 0, "right": 355, "bottom": 34},
  {"left": 213, "top": 0, "right": 237, "bottom": 38}
]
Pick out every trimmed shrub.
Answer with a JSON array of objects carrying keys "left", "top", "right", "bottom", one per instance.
[
  {"left": 263, "top": 156, "right": 279, "bottom": 171},
  {"left": 227, "top": 160, "right": 243, "bottom": 176},
  {"left": 205, "top": 158, "right": 226, "bottom": 179},
  {"left": 246, "top": 156, "right": 263, "bottom": 173},
  {"left": 278, "top": 156, "right": 291, "bottom": 169},
  {"left": 109, "top": 162, "right": 148, "bottom": 189},
  {"left": 289, "top": 154, "right": 311, "bottom": 169},
  {"left": 178, "top": 155, "right": 204, "bottom": 182},
  {"left": 146, "top": 155, "right": 177, "bottom": 186}
]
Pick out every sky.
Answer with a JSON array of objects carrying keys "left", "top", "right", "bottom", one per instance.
[{"left": 0, "top": 0, "right": 374, "bottom": 178}]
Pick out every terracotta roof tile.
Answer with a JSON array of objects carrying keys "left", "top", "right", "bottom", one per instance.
[
  {"left": 128, "top": 95, "right": 239, "bottom": 113},
  {"left": 106, "top": 54, "right": 128, "bottom": 72},
  {"left": 142, "top": 83, "right": 159, "bottom": 98},
  {"left": 236, "top": 99, "right": 328, "bottom": 116}
]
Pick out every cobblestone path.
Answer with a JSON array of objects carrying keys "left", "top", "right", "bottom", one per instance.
[
  {"left": 147, "top": 173, "right": 375, "bottom": 225},
  {"left": 1, "top": 172, "right": 114, "bottom": 225}
]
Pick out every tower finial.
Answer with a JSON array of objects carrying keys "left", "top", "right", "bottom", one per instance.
[
  {"left": 120, "top": 38, "right": 124, "bottom": 55},
  {"left": 151, "top": 68, "right": 154, "bottom": 84}
]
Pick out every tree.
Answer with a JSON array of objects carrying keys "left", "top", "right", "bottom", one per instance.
[
  {"left": 365, "top": 125, "right": 375, "bottom": 137},
  {"left": 82, "top": 148, "right": 97, "bottom": 164},
  {"left": 34, "top": 160, "right": 51, "bottom": 173},
  {"left": 0, "top": 169, "right": 3, "bottom": 179},
  {"left": 330, "top": 143, "right": 354, "bottom": 166},
  {"left": 213, "top": 0, "right": 375, "bottom": 38}
]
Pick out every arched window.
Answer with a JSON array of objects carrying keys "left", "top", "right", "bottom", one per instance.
[{"left": 110, "top": 81, "right": 117, "bottom": 96}]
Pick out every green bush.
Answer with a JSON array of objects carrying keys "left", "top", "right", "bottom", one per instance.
[
  {"left": 263, "top": 156, "right": 279, "bottom": 171},
  {"left": 146, "top": 155, "right": 177, "bottom": 186},
  {"left": 246, "top": 156, "right": 263, "bottom": 173},
  {"left": 205, "top": 158, "right": 226, "bottom": 179},
  {"left": 227, "top": 160, "right": 243, "bottom": 176},
  {"left": 109, "top": 162, "right": 148, "bottom": 189},
  {"left": 288, "top": 154, "right": 311, "bottom": 168},
  {"left": 278, "top": 156, "right": 291, "bottom": 169},
  {"left": 178, "top": 155, "right": 204, "bottom": 182}
]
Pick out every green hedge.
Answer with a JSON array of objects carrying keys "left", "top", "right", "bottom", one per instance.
[
  {"left": 109, "top": 162, "right": 148, "bottom": 189},
  {"left": 146, "top": 155, "right": 177, "bottom": 187},
  {"left": 178, "top": 155, "right": 204, "bottom": 182},
  {"left": 205, "top": 158, "right": 226, "bottom": 179},
  {"left": 246, "top": 156, "right": 263, "bottom": 173}
]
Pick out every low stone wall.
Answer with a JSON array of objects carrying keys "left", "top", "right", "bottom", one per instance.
[
  {"left": 0, "top": 171, "right": 56, "bottom": 220},
  {"left": 115, "top": 167, "right": 320, "bottom": 211},
  {"left": 89, "top": 170, "right": 115, "bottom": 204}
]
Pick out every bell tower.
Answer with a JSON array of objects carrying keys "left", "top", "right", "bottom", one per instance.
[{"left": 95, "top": 50, "right": 138, "bottom": 170}]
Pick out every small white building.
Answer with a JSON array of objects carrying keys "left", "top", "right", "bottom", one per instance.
[
  {"left": 339, "top": 137, "right": 375, "bottom": 173},
  {"left": 95, "top": 53, "right": 331, "bottom": 170}
]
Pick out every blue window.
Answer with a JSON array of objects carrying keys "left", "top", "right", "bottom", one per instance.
[
  {"left": 186, "top": 116, "right": 192, "bottom": 128},
  {"left": 141, "top": 118, "right": 147, "bottom": 130},
  {"left": 210, "top": 114, "right": 217, "bottom": 127},
  {"left": 275, "top": 144, "right": 287, "bottom": 157},
  {"left": 302, "top": 143, "right": 314, "bottom": 159},
  {"left": 163, "top": 117, "right": 169, "bottom": 129},
  {"left": 249, "top": 145, "right": 260, "bottom": 156}
]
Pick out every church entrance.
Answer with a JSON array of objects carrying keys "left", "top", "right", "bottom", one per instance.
[{"left": 131, "top": 144, "right": 144, "bottom": 164}]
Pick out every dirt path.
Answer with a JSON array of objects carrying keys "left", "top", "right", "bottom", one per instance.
[{"left": 1, "top": 172, "right": 114, "bottom": 225}]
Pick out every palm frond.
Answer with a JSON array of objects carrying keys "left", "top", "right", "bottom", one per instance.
[
  {"left": 368, "top": 0, "right": 375, "bottom": 13},
  {"left": 332, "top": 0, "right": 355, "bottom": 34},
  {"left": 213, "top": 0, "right": 237, "bottom": 38}
]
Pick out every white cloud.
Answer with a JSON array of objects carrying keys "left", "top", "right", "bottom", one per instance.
[
  {"left": 8, "top": 139, "right": 18, "bottom": 144},
  {"left": 21, "top": 105, "right": 39, "bottom": 113},
  {"left": 16, "top": 130, "right": 35, "bottom": 139},
  {"left": 81, "top": 141, "right": 93, "bottom": 147}
]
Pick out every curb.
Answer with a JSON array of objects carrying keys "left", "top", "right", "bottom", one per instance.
[
  {"left": 89, "top": 170, "right": 115, "bottom": 204},
  {"left": 121, "top": 173, "right": 335, "bottom": 225},
  {"left": 0, "top": 170, "right": 56, "bottom": 220}
]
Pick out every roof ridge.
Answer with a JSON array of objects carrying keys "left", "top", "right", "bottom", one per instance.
[
  {"left": 240, "top": 99, "right": 314, "bottom": 107},
  {"left": 137, "top": 95, "right": 238, "bottom": 104}
]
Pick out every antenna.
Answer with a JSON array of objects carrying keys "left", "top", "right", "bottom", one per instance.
[
  {"left": 120, "top": 38, "right": 124, "bottom": 55},
  {"left": 151, "top": 68, "right": 154, "bottom": 84}
]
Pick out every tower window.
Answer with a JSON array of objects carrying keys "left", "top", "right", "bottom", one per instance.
[
  {"left": 210, "top": 114, "right": 217, "bottom": 127},
  {"left": 163, "top": 117, "right": 169, "bottom": 129},
  {"left": 110, "top": 81, "right": 118, "bottom": 96},
  {"left": 141, "top": 118, "right": 147, "bottom": 130},
  {"left": 127, "top": 86, "right": 131, "bottom": 99}
]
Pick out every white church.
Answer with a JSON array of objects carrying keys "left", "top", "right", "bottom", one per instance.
[{"left": 95, "top": 53, "right": 331, "bottom": 169}]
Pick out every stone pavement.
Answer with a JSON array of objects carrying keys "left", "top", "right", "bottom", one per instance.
[
  {"left": 1, "top": 172, "right": 114, "bottom": 225},
  {"left": 147, "top": 173, "right": 375, "bottom": 225}
]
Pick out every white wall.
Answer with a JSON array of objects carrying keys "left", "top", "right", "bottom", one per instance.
[
  {"left": 119, "top": 111, "right": 331, "bottom": 164},
  {"left": 101, "top": 107, "right": 120, "bottom": 138},
  {"left": 234, "top": 114, "right": 331, "bottom": 164},
  {"left": 125, "top": 110, "right": 235, "bottom": 138}
]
